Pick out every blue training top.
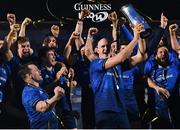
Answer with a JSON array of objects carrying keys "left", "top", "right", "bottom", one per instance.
[
  {"left": 0, "top": 66, "right": 8, "bottom": 103},
  {"left": 22, "top": 85, "right": 59, "bottom": 129},
  {"left": 90, "top": 58, "right": 126, "bottom": 114},
  {"left": 144, "top": 52, "right": 180, "bottom": 110}
]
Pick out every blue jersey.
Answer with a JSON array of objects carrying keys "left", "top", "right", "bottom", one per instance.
[
  {"left": 0, "top": 66, "right": 8, "bottom": 103},
  {"left": 119, "top": 61, "right": 140, "bottom": 117},
  {"left": 56, "top": 53, "right": 65, "bottom": 63},
  {"left": 40, "top": 65, "right": 76, "bottom": 128},
  {"left": 90, "top": 58, "right": 126, "bottom": 114},
  {"left": 40, "top": 66, "right": 56, "bottom": 90},
  {"left": 73, "top": 52, "right": 90, "bottom": 85},
  {"left": 40, "top": 66, "right": 72, "bottom": 111},
  {"left": 144, "top": 52, "right": 180, "bottom": 110},
  {"left": 121, "top": 25, "right": 138, "bottom": 55},
  {"left": 7, "top": 55, "right": 38, "bottom": 109},
  {"left": 22, "top": 85, "right": 58, "bottom": 129}
]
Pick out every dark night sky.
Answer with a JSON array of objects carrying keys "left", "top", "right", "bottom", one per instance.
[
  {"left": 0, "top": 0, "right": 180, "bottom": 20},
  {"left": 0, "top": 0, "right": 180, "bottom": 43},
  {"left": 0, "top": 0, "right": 180, "bottom": 28}
]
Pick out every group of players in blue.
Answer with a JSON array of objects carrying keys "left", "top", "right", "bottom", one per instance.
[{"left": 0, "top": 9, "right": 179, "bottom": 129}]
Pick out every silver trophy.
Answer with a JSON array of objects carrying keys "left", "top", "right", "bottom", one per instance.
[{"left": 120, "top": 4, "right": 152, "bottom": 39}]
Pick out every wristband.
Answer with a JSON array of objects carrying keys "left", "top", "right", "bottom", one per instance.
[
  {"left": 45, "top": 100, "right": 50, "bottom": 107},
  {"left": 78, "top": 18, "right": 83, "bottom": 22}
]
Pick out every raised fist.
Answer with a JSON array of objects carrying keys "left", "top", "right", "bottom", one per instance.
[
  {"left": 22, "top": 17, "right": 32, "bottom": 26},
  {"left": 169, "top": 24, "right": 178, "bottom": 32},
  {"left": 11, "top": 24, "right": 20, "bottom": 32},
  {"left": 7, "top": 13, "right": 16, "bottom": 25},
  {"left": 51, "top": 25, "right": 60, "bottom": 38},
  {"left": 79, "top": 9, "right": 90, "bottom": 20},
  {"left": 88, "top": 27, "right": 98, "bottom": 36},
  {"left": 54, "top": 86, "right": 65, "bottom": 100},
  {"left": 108, "top": 11, "right": 118, "bottom": 23}
]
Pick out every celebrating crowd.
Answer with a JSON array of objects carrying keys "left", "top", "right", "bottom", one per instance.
[{"left": 0, "top": 8, "right": 179, "bottom": 129}]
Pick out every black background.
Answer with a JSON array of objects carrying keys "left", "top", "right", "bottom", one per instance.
[
  {"left": 0, "top": 0, "right": 180, "bottom": 21},
  {"left": 1, "top": 0, "right": 180, "bottom": 40}
]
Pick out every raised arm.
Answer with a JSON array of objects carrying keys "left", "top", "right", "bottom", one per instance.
[
  {"left": 3, "top": 24, "right": 20, "bottom": 61},
  {"left": 6, "top": 13, "right": 18, "bottom": 44},
  {"left": 84, "top": 27, "right": 98, "bottom": 61},
  {"left": 7, "top": 13, "right": 16, "bottom": 30},
  {"left": 36, "top": 86, "right": 64, "bottom": 112},
  {"left": 51, "top": 25, "right": 60, "bottom": 38},
  {"left": 68, "top": 68, "right": 77, "bottom": 90},
  {"left": 19, "top": 17, "right": 32, "bottom": 37},
  {"left": 63, "top": 32, "right": 80, "bottom": 65},
  {"left": 74, "top": 9, "right": 90, "bottom": 51},
  {"left": 108, "top": 11, "right": 119, "bottom": 42},
  {"left": 43, "top": 66, "right": 68, "bottom": 94},
  {"left": 169, "top": 24, "right": 180, "bottom": 55},
  {"left": 75, "top": 9, "right": 90, "bottom": 35},
  {"left": 104, "top": 24, "right": 143, "bottom": 69},
  {"left": 130, "top": 37, "right": 147, "bottom": 66},
  {"left": 147, "top": 13, "right": 168, "bottom": 56},
  {"left": 64, "top": 9, "right": 90, "bottom": 65}
]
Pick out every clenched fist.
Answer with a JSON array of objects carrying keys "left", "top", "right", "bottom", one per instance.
[{"left": 54, "top": 86, "right": 65, "bottom": 100}]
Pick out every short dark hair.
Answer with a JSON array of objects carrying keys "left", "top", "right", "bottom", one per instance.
[
  {"left": 154, "top": 38, "right": 169, "bottom": 56},
  {"left": 18, "top": 63, "right": 32, "bottom": 80},
  {"left": 16, "top": 36, "right": 29, "bottom": 45},
  {"left": 38, "top": 46, "right": 55, "bottom": 60},
  {"left": 12, "top": 37, "right": 30, "bottom": 54}
]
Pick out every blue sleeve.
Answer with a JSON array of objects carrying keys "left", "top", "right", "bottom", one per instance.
[
  {"left": 0, "top": 67, "right": 7, "bottom": 88},
  {"left": 166, "top": 67, "right": 179, "bottom": 94},
  {"left": 2, "top": 64, "right": 11, "bottom": 78},
  {"left": 40, "top": 68, "right": 54, "bottom": 89},
  {"left": 56, "top": 53, "right": 65, "bottom": 63},
  {"left": 90, "top": 58, "right": 106, "bottom": 72},
  {"left": 121, "top": 25, "right": 133, "bottom": 41},
  {"left": 0, "top": 67, "right": 7, "bottom": 103},
  {"left": 144, "top": 60, "right": 153, "bottom": 77},
  {"left": 22, "top": 88, "right": 43, "bottom": 108},
  {"left": 59, "top": 76, "right": 68, "bottom": 86},
  {"left": 169, "top": 51, "right": 180, "bottom": 67},
  {"left": 7, "top": 56, "right": 20, "bottom": 72},
  {"left": 147, "top": 27, "right": 165, "bottom": 56},
  {"left": 121, "top": 25, "right": 138, "bottom": 55},
  {"left": 132, "top": 66, "right": 140, "bottom": 75},
  {"left": 58, "top": 95, "right": 71, "bottom": 111}
]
